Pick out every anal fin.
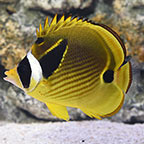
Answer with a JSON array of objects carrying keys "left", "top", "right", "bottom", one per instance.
[
  {"left": 78, "top": 82, "right": 124, "bottom": 119},
  {"left": 81, "top": 108, "right": 102, "bottom": 120},
  {"left": 46, "top": 103, "right": 69, "bottom": 121}
]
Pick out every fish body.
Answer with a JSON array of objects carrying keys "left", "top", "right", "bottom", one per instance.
[{"left": 4, "top": 15, "right": 132, "bottom": 120}]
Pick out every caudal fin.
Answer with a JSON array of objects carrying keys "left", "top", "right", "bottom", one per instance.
[{"left": 114, "top": 61, "right": 132, "bottom": 93}]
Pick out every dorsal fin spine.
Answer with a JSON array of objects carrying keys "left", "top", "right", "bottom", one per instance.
[
  {"left": 44, "top": 16, "right": 49, "bottom": 29},
  {"left": 53, "top": 15, "right": 65, "bottom": 31},
  {"left": 50, "top": 14, "right": 57, "bottom": 26},
  {"left": 39, "top": 23, "right": 42, "bottom": 36},
  {"left": 36, "top": 28, "right": 40, "bottom": 37},
  {"left": 36, "top": 14, "right": 89, "bottom": 37},
  {"left": 61, "top": 16, "right": 72, "bottom": 27},
  {"left": 47, "top": 14, "right": 58, "bottom": 33},
  {"left": 66, "top": 17, "right": 77, "bottom": 26}
]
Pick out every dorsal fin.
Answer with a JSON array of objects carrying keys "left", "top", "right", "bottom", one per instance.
[{"left": 36, "top": 14, "right": 88, "bottom": 37}]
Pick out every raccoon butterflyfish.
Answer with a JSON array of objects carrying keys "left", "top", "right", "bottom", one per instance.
[{"left": 4, "top": 15, "right": 132, "bottom": 121}]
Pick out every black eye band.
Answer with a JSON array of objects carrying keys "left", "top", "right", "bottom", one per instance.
[
  {"left": 17, "top": 56, "right": 32, "bottom": 88},
  {"left": 35, "top": 37, "right": 44, "bottom": 44}
]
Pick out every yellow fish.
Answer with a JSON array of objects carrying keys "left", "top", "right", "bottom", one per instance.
[{"left": 4, "top": 15, "right": 132, "bottom": 121}]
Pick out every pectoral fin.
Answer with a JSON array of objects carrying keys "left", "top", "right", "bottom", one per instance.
[{"left": 46, "top": 103, "right": 69, "bottom": 121}]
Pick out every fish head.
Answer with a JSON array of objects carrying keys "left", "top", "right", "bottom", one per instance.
[{"left": 4, "top": 51, "right": 43, "bottom": 93}]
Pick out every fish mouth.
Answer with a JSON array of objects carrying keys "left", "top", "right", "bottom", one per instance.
[
  {"left": 3, "top": 70, "right": 11, "bottom": 81},
  {"left": 2, "top": 69, "right": 8, "bottom": 79},
  {"left": 3, "top": 69, "right": 15, "bottom": 83},
  {"left": 3, "top": 67, "right": 23, "bottom": 90},
  {"left": 3, "top": 76, "right": 9, "bottom": 81}
]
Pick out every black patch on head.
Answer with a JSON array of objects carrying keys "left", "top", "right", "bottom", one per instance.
[
  {"left": 35, "top": 37, "right": 44, "bottom": 44},
  {"left": 39, "top": 39, "right": 68, "bottom": 79},
  {"left": 103, "top": 70, "right": 114, "bottom": 83},
  {"left": 17, "top": 56, "right": 32, "bottom": 88}
]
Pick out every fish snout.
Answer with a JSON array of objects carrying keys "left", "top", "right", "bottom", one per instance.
[{"left": 3, "top": 67, "right": 22, "bottom": 89}]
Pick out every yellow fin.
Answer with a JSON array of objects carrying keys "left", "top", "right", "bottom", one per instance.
[
  {"left": 81, "top": 108, "right": 102, "bottom": 120},
  {"left": 46, "top": 103, "right": 69, "bottom": 121},
  {"left": 58, "top": 15, "right": 65, "bottom": 23},
  {"left": 79, "top": 82, "right": 124, "bottom": 119},
  {"left": 46, "top": 14, "right": 58, "bottom": 33},
  {"left": 114, "top": 61, "right": 132, "bottom": 93},
  {"left": 50, "top": 14, "right": 57, "bottom": 26},
  {"left": 53, "top": 15, "right": 65, "bottom": 31},
  {"left": 36, "top": 28, "right": 40, "bottom": 37},
  {"left": 36, "top": 14, "right": 89, "bottom": 37},
  {"left": 39, "top": 23, "right": 42, "bottom": 35},
  {"left": 63, "top": 16, "right": 72, "bottom": 25},
  {"left": 44, "top": 16, "right": 49, "bottom": 29}
]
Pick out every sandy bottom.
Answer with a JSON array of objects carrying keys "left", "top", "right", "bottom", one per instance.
[{"left": 0, "top": 120, "right": 144, "bottom": 144}]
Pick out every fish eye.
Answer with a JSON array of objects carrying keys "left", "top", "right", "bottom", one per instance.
[
  {"left": 35, "top": 37, "right": 44, "bottom": 45},
  {"left": 103, "top": 70, "right": 114, "bottom": 83}
]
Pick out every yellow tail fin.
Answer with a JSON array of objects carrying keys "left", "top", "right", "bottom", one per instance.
[{"left": 114, "top": 61, "right": 132, "bottom": 93}]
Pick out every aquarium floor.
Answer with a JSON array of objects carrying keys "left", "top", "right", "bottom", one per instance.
[{"left": 0, "top": 120, "right": 144, "bottom": 144}]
